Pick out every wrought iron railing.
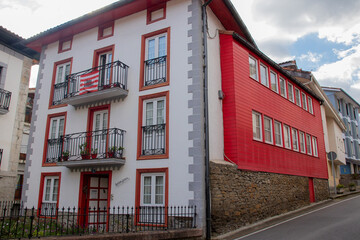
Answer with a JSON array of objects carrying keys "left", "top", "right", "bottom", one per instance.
[
  {"left": 141, "top": 124, "right": 166, "bottom": 156},
  {"left": 52, "top": 61, "right": 129, "bottom": 105},
  {"left": 0, "top": 88, "right": 11, "bottom": 111},
  {"left": 0, "top": 201, "right": 196, "bottom": 239},
  {"left": 144, "top": 56, "right": 166, "bottom": 86},
  {"left": 46, "top": 128, "right": 125, "bottom": 163}
]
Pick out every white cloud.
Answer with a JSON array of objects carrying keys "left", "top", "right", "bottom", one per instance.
[{"left": 299, "top": 52, "right": 323, "bottom": 63}]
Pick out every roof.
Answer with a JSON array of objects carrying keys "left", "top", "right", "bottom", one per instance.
[
  {"left": 322, "top": 87, "right": 360, "bottom": 109},
  {"left": 25, "top": 0, "right": 257, "bottom": 51},
  {"left": 0, "top": 26, "right": 40, "bottom": 60}
]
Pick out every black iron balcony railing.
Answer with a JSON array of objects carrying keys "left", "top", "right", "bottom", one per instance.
[
  {"left": 141, "top": 124, "right": 166, "bottom": 156},
  {"left": 144, "top": 56, "right": 166, "bottom": 86},
  {"left": 46, "top": 128, "right": 125, "bottom": 163},
  {"left": 52, "top": 61, "right": 129, "bottom": 105},
  {"left": 0, "top": 201, "right": 196, "bottom": 239},
  {"left": 0, "top": 88, "right": 11, "bottom": 111}
]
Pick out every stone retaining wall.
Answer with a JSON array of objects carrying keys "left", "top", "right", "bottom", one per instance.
[{"left": 210, "top": 162, "right": 329, "bottom": 236}]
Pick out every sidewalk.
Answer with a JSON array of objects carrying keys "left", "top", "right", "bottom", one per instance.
[{"left": 213, "top": 189, "right": 360, "bottom": 240}]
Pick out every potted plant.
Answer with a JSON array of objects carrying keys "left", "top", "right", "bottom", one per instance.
[
  {"left": 349, "top": 182, "right": 356, "bottom": 192},
  {"left": 91, "top": 148, "right": 98, "bottom": 159},
  {"left": 118, "top": 146, "right": 124, "bottom": 158},
  {"left": 62, "top": 151, "right": 69, "bottom": 161},
  {"left": 107, "top": 146, "right": 117, "bottom": 158},
  {"left": 336, "top": 184, "right": 345, "bottom": 194},
  {"left": 79, "top": 142, "right": 90, "bottom": 160}
]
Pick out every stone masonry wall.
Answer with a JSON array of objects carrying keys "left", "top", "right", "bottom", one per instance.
[{"left": 210, "top": 162, "right": 329, "bottom": 236}]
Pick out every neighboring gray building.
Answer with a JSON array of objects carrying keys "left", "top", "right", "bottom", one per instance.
[{"left": 322, "top": 87, "right": 360, "bottom": 174}]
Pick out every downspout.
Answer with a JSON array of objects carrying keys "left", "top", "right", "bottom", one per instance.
[{"left": 202, "top": 0, "right": 213, "bottom": 239}]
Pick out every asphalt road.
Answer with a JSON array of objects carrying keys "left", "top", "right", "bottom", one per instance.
[{"left": 234, "top": 195, "right": 360, "bottom": 240}]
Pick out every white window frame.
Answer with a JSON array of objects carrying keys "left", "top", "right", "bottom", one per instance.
[
  {"left": 279, "top": 77, "right": 287, "bottom": 98},
  {"left": 145, "top": 33, "right": 167, "bottom": 61},
  {"left": 249, "top": 56, "right": 258, "bottom": 81},
  {"left": 270, "top": 71, "right": 278, "bottom": 93},
  {"left": 292, "top": 128, "right": 299, "bottom": 151},
  {"left": 299, "top": 131, "right": 306, "bottom": 153},
  {"left": 49, "top": 116, "right": 65, "bottom": 139},
  {"left": 312, "top": 137, "right": 318, "bottom": 157},
  {"left": 143, "top": 97, "right": 166, "bottom": 126},
  {"left": 302, "top": 93, "right": 308, "bottom": 110},
  {"left": 264, "top": 116, "right": 273, "bottom": 144},
  {"left": 260, "top": 64, "right": 269, "bottom": 87},
  {"left": 140, "top": 173, "right": 165, "bottom": 206},
  {"left": 252, "top": 111, "right": 262, "bottom": 141},
  {"left": 41, "top": 176, "right": 59, "bottom": 215},
  {"left": 295, "top": 88, "right": 301, "bottom": 107},
  {"left": 274, "top": 121, "right": 283, "bottom": 147},
  {"left": 308, "top": 97, "right": 313, "bottom": 114},
  {"left": 288, "top": 83, "right": 294, "bottom": 103},
  {"left": 283, "top": 125, "right": 291, "bottom": 149},
  {"left": 55, "top": 62, "right": 71, "bottom": 84},
  {"left": 306, "top": 134, "right": 312, "bottom": 155}
]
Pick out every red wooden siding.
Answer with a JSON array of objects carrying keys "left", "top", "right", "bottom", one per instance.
[{"left": 220, "top": 33, "right": 328, "bottom": 179}]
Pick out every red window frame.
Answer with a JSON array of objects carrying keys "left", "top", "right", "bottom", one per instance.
[
  {"left": 137, "top": 91, "right": 169, "bottom": 160},
  {"left": 146, "top": 3, "right": 166, "bottom": 25},
  {"left": 98, "top": 21, "right": 114, "bottom": 40},
  {"left": 48, "top": 58, "right": 72, "bottom": 109},
  {"left": 42, "top": 112, "right": 67, "bottom": 166},
  {"left": 139, "top": 27, "right": 170, "bottom": 91},
  {"left": 37, "top": 172, "right": 61, "bottom": 217},
  {"left": 58, "top": 37, "right": 73, "bottom": 53},
  {"left": 135, "top": 168, "right": 169, "bottom": 226}
]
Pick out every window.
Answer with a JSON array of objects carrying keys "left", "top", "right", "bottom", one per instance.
[
  {"left": 312, "top": 137, "right": 318, "bottom": 157},
  {"left": 264, "top": 116, "right": 273, "bottom": 144},
  {"left": 337, "top": 99, "right": 341, "bottom": 112},
  {"left": 306, "top": 134, "right": 312, "bottom": 155},
  {"left": 252, "top": 111, "right": 262, "bottom": 141},
  {"left": 270, "top": 71, "right": 278, "bottom": 93},
  {"left": 274, "top": 121, "right": 283, "bottom": 147},
  {"left": 44, "top": 113, "right": 66, "bottom": 164},
  {"left": 346, "top": 103, "right": 349, "bottom": 116},
  {"left": 260, "top": 64, "right": 269, "bottom": 87},
  {"left": 295, "top": 88, "right": 301, "bottom": 107},
  {"left": 292, "top": 128, "right": 299, "bottom": 151},
  {"left": 279, "top": 77, "right": 286, "bottom": 98},
  {"left": 50, "top": 59, "right": 72, "bottom": 106},
  {"left": 98, "top": 21, "right": 114, "bottom": 40},
  {"left": 283, "top": 125, "right": 291, "bottom": 149},
  {"left": 58, "top": 37, "right": 72, "bottom": 53},
  {"left": 249, "top": 56, "right": 258, "bottom": 81},
  {"left": 136, "top": 168, "right": 168, "bottom": 224},
  {"left": 302, "top": 93, "right": 307, "bottom": 110},
  {"left": 140, "top": 28, "right": 170, "bottom": 90},
  {"left": 138, "top": 91, "right": 169, "bottom": 159},
  {"left": 353, "top": 109, "right": 357, "bottom": 119},
  {"left": 299, "top": 131, "right": 306, "bottom": 153},
  {"left": 38, "top": 173, "right": 60, "bottom": 216},
  {"left": 147, "top": 3, "right": 166, "bottom": 24},
  {"left": 287, "top": 83, "right": 294, "bottom": 102},
  {"left": 308, "top": 97, "right": 313, "bottom": 114}
]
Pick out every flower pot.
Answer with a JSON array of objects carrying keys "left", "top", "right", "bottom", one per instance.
[
  {"left": 349, "top": 186, "right": 356, "bottom": 192},
  {"left": 62, "top": 156, "right": 68, "bottom": 162},
  {"left": 81, "top": 154, "right": 90, "bottom": 160},
  {"left": 107, "top": 152, "right": 115, "bottom": 158},
  {"left": 337, "top": 188, "right": 344, "bottom": 194},
  {"left": 91, "top": 154, "right": 97, "bottom": 159}
]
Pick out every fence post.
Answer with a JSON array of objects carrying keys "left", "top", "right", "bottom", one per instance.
[
  {"left": 126, "top": 207, "right": 129, "bottom": 233},
  {"left": 28, "top": 207, "right": 35, "bottom": 239}
]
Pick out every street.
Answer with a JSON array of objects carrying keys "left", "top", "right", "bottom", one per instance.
[{"left": 234, "top": 195, "right": 360, "bottom": 240}]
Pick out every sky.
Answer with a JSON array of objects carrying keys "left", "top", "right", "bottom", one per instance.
[{"left": 1, "top": 0, "right": 360, "bottom": 103}]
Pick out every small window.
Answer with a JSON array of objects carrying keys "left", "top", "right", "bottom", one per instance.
[
  {"left": 306, "top": 134, "right": 312, "bottom": 155},
  {"left": 279, "top": 77, "right": 287, "bottom": 98},
  {"left": 147, "top": 4, "right": 166, "bottom": 24},
  {"left": 249, "top": 56, "right": 258, "bottom": 81},
  {"left": 295, "top": 88, "right": 301, "bottom": 107},
  {"left": 312, "top": 137, "right": 318, "bottom": 157},
  {"left": 264, "top": 116, "right": 273, "bottom": 144},
  {"left": 302, "top": 93, "right": 307, "bottom": 110},
  {"left": 252, "top": 111, "right": 262, "bottom": 141},
  {"left": 270, "top": 71, "right": 278, "bottom": 93},
  {"left": 292, "top": 128, "right": 299, "bottom": 151},
  {"left": 283, "top": 125, "right": 291, "bottom": 149},
  {"left": 98, "top": 22, "right": 114, "bottom": 40},
  {"left": 58, "top": 38, "right": 72, "bottom": 53},
  {"left": 308, "top": 97, "right": 313, "bottom": 114},
  {"left": 274, "top": 121, "right": 283, "bottom": 147},
  {"left": 299, "top": 131, "right": 306, "bottom": 153},
  {"left": 260, "top": 64, "right": 269, "bottom": 87},
  {"left": 287, "top": 83, "right": 294, "bottom": 102}
]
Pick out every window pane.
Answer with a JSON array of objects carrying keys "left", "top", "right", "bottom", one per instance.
[
  {"left": 249, "top": 57, "right": 258, "bottom": 80},
  {"left": 260, "top": 65, "right": 268, "bottom": 87},
  {"left": 274, "top": 121, "right": 282, "bottom": 146},
  {"left": 146, "top": 102, "right": 153, "bottom": 126},
  {"left": 52, "top": 179, "right": 59, "bottom": 202},
  {"left": 50, "top": 119, "right": 57, "bottom": 139},
  {"left": 284, "top": 126, "right": 291, "bottom": 149},
  {"left": 306, "top": 135, "right": 312, "bottom": 154},
  {"left": 44, "top": 179, "right": 51, "bottom": 201},
  {"left": 292, "top": 129, "right": 298, "bottom": 151},
  {"left": 302, "top": 93, "right": 307, "bottom": 110},
  {"left": 147, "top": 39, "right": 155, "bottom": 59},
  {"left": 65, "top": 64, "right": 70, "bottom": 81},
  {"left": 280, "top": 78, "right": 286, "bottom": 97},
  {"left": 158, "top": 36, "right": 166, "bottom": 57},
  {"left": 143, "top": 176, "right": 152, "bottom": 204},
  {"left": 270, "top": 72, "right": 278, "bottom": 92},
  {"left": 288, "top": 83, "right": 294, "bottom": 102},
  {"left": 56, "top": 66, "right": 63, "bottom": 84},
  {"left": 295, "top": 88, "right": 301, "bottom": 106},
  {"left": 264, "top": 117, "right": 272, "bottom": 143},
  {"left": 300, "top": 132, "right": 305, "bottom": 153},
  {"left": 252, "top": 112, "right": 261, "bottom": 140},
  {"left": 312, "top": 137, "right": 318, "bottom": 156},
  {"left": 157, "top": 100, "right": 165, "bottom": 124},
  {"left": 308, "top": 97, "right": 313, "bottom": 114},
  {"left": 155, "top": 176, "right": 164, "bottom": 204},
  {"left": 58, "top": 118, "right": 64, "bottom": 137}
]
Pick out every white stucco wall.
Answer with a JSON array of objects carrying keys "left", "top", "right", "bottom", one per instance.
[{"left": 25, "top": 0, "right": 196, "bottom": 208}]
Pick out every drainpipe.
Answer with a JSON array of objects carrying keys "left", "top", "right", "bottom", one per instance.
[{"left": 202, "top": 0, "right": 213, "bottom": 239}]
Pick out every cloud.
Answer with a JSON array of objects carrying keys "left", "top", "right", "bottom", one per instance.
[
  {"left": 299, "top": 52, "right": 322, "bottom": 63},
  {"left": 0, "top": 0, "right": 40, "bottom": 11}
]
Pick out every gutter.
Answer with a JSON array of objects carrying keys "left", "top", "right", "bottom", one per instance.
[{"left": 202, "top": 0, "right": 213, "bottom": 239}]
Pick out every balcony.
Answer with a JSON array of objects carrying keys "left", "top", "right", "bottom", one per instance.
[
  {"left": 45, "top": 128, "right": 125, "bottom": 171},
  {"left": 144, "top": 56, "right": 166, "bottom": 87},
  {"left": 0, "top": 88, "right": 11, "bottom": 114},
  {"left": 54, "top": 61, "right": 129, "bottom": 107},
  {"left": 141, "top": 124, "right": 166, "bottom": 156}
]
